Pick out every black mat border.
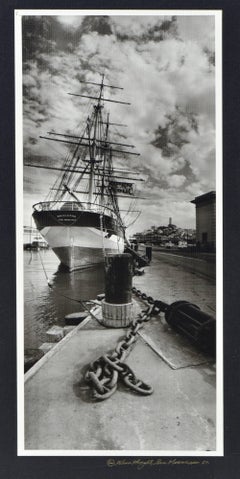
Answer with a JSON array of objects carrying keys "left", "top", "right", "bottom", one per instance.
[{"left": 1, "top": 1, "right": 239, "bottom": 477}]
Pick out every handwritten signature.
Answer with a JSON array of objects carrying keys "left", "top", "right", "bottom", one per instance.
[{"left": 107, "top": 458, "right": 210, "bottom": 469}]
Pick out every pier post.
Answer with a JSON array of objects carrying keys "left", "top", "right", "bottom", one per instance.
[
  {"left": 102, "top": 253, "right": 133, "bottom": 328},
  {"left": 145, "top": 246, "right": 152, "bottom": 262}
]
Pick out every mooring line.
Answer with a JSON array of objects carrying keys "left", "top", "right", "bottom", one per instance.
[{"left": 37, "top": 248, "right": 100, "bottom": 321}]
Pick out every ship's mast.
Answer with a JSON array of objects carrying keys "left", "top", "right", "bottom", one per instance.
[
  {"left": 88, "top": 74, "right": 104, "bottom": 207},
  {"left": 38, "top": 74, "right": 141, "bottom": 213},
  {"left": 100, "top": 111, "right": 110, "bottom": 205}
]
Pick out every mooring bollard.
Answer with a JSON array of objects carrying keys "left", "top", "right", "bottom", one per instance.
[
  {"left": 102, "top": 253, "right": 133, "bottom": 328},
  {"left": 145, "top": 246, "right": 152, "bottom": 262}
]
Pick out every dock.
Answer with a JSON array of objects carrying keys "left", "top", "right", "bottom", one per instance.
[{"left": 24, "top": 250, "right": 216, "bottom": 453}]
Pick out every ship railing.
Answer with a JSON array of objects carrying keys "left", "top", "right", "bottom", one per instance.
[{"left": 32, "top": 201, "right": 118, "bottom": 218}]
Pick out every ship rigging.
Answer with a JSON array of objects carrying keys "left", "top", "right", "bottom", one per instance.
[{"left": 26, "top": 74, "right": 144, "bottom": 271}]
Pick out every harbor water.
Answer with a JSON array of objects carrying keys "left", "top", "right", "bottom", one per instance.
[
  {"left": 24, "top": 249, "right": 105, "bottom": 352},
  {"left": 24, "top": 247, "right": 216, "bottom": 355}
]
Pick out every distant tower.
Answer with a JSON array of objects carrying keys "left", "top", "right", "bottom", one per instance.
[{"left": 168, "top": 217, "right": 172, "bottom": 226}]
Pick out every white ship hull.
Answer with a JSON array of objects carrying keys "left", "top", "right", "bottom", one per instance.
[
  {"left": 31, "top": 77, "right": 141, "bottom": 272},
  {"left": 40, "top": 225, "right": 124, "bottom": 270}
]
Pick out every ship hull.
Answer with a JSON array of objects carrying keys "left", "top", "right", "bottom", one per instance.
[
  {"left": 53, "top": 244, "right": 117, "bottom": 271},
  {"left": 33, "top": 208, "right": 125, "bottom": 271}
]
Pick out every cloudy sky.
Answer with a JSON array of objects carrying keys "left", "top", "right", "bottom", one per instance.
[{"left": 22, "top": 13, "right": 216, "bottom": 234}]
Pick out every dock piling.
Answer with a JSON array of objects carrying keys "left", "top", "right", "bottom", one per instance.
[
  {"left": 102, "top": 253, "right": 134, "bottom": 328},
  {"left": 145, "top": 246, "right": 152, "bottom": 262}
]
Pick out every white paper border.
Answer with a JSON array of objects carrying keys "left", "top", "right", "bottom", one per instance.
[{"left": 15, "top": 8, "right": 223, "bottom": 457}]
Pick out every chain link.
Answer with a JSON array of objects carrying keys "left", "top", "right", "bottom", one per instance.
[
  {"left": 85, "top": 302, "right": 155, "bottom": 400},
  {"left": 85, "top": 285, "right": 214, "bottom": 400},
  {"left": 132, "top": 286, "right": 169, "bottom": 314},
  {"left": 85, "top": 286, "right": 170, "bottom": 400}
]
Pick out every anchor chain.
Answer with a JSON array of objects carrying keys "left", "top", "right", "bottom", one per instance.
[
  {"left": 85, "top": 303, "right": 155, "bottom": 400},
  {"left": 132, "top": 286, "right": 216, "bottom": 356},
  {"left": 85, "top": 285, "right": 215, "bottom": 400},
  {"left": 132, "top": 286, "right": 169, "bottom": 314}
]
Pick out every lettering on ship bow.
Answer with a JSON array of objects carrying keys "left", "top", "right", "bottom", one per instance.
[{"left": 55, "top": 212, "right": 78, "bottom": 225}]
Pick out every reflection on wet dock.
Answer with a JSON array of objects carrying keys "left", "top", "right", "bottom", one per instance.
[{"left": 24, "top": 249, "right": 217, "bottom": 453}]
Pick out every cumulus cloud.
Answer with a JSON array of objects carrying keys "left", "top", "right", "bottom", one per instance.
[
  {"left": 57, "top": 15, "right": 84, "bottom": 30},
  {"left": 22, "top": 13, "right": 217, "bottom": 231},
  {"left": 168, "top": 174, "right": 186, "bottom": 188}
]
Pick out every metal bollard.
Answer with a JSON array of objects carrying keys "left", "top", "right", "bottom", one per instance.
[
  {"left": 165, "top": 300, "right": 216, "bottom": 355},
  {"left": 132, "top": 290, "right": 216, "bottom": 356},
  {"left": 102, "top": 254, "right": 134, "bottom": 328}
]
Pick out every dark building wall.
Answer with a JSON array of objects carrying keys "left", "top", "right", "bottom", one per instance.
[{"left": 191, "top": 191, "right": 216, "bottom": 248}]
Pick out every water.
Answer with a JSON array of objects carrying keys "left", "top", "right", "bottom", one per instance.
[
  {"left": 24, "top": 248, "right": 216, "bottom": 353},
  {"left": 24, "top": 249, "right": 105, "bottom": 352}
]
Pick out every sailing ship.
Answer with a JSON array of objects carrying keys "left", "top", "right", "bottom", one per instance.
[{"left": 29, "top": 75, "right": 143, "bottom": 271}]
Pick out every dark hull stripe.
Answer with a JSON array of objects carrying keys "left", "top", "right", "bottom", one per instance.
[{"left": 33, "top": 209, "right": 124, "bottom": 238}]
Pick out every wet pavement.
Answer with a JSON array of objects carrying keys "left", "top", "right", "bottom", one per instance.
[
  {"left": 24, "top": 251, "right": 217, "bottom": 454},
  {"left": 134, "top": 249, "right": 216, "bottom": 316}
]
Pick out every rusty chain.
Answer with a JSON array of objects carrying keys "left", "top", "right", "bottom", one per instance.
[
  {"left": 85, "top": 286, "right": 170, "bottom": 400},
  {"left": 85, "top": 296, "right": 157, "bottom": 400},
  {"left": 85, "top": 285, "right": 215, "bottom": 400},
  {"left": 131, "top": 286, "right": 169, "bottom": 314}
]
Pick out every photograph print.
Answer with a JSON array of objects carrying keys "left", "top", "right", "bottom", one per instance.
[{"left": 16, "top": 10, "right": 222, "bottom": 455}]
